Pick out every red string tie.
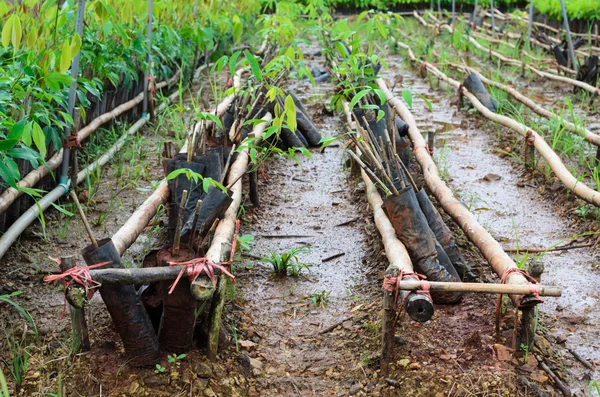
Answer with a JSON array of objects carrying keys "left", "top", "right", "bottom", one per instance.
[
  {"left": 44, "top": 259, "right": 110, "bottom": 318},
  {"left": 63, "top": 135, "right": 81, "bottom": 149},
  {"left": 166, "top": 220, "right": 240, "bottom": 294},
  {"left": 383, "top": 271, "right": 429, "bottom": 308},
  {"left": 494, "top": 267, "right": 543, "bottom": 333}
]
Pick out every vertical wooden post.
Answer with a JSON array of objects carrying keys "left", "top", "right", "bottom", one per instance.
[
  {"left": 471, "top": 0, "right": 478, "bottom": 25},
  {"left": 58, "top": 0, "right": 86, "bottom": 186},
  {"left": 207, "top": 243, "right": 232, "bottom": 360},
  {"left": 559, "top": 0, "right": 577, "bottom": 73},
  {"left": 69, "top": 109, "right": 81, "bottom": 194},
  {"left": 451, "top": 0, "right": 455, "bottom": 24},
  {"left": 524, "top": 131, "right": 535, "bottom": 169},
  {"left": 143, "top": 0, "right": 154, "bottom": 119},
  {"left": 526, "top": 0, "right": 534, "bottom": 45},
  {"left": 490, "top": 0, "right": 496, "bottom": 33},
  {"left": 437, "top": 0, "right": 441, "bottom": 16},
  {"left": 249, "top": 171, "right": 259, "bottom": 207},
  {"left": 381, "top": 269, "right": 398, "bottom": 374},
  {"left": 519, "top": 261, "right": 544, "bottom": 352},
  {"left": 62, "top": 255, "right": 90, "bottom": 352}
]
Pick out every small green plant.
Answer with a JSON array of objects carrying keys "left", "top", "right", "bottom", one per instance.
[
  {"left": 167, "top": 353, "right": 186, "bottom": 368},
  {"left": 310, "top": 290, "right": 331, "bottom": 307},
  {"left": 520, "top": 343, "right": 530, "bottom": 363},
  {"left": 154, "top": 364, "right": 166, "bottom": 374},
  {"left": 260, "top": 246, "right": 311, "bottom": 277},
  {"left": 236, "top": 234, "right": 254, "bottom": 253},
  {"left": 0, "top": 365, "right": 9, "bottom": 397},
  {"left": 590, "top": 380, "right": 600, "bottom": 396}
]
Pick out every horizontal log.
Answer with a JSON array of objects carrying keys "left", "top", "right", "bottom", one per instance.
[
  {"left": 86, "top": 265, "right": 222, "bottom": 285},
  {"left": 397, "top": 280, "right": 561, "bottom": 297}
]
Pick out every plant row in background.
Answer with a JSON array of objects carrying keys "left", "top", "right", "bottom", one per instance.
[
  {"left": 0, "top": 0, "right": 260, "bottom": 190},
  {"left": 321, "top": 0, "right": 599, "bottom": 21}
]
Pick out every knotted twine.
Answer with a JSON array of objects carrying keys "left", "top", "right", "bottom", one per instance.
[{"left": 166, "top": 219, "right": 240, "bottom": 294}]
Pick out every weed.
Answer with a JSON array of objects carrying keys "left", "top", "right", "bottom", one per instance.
[
  {"left": 260, "top": 247, "right": 311, "bottom": 277},
  {"left": 167, "top": 353, "right": 186, "bottom": 368},
  {"left": 591, "top": 380, "right": 600, "bottom": 396},
  {"left": 154, "top": 364, "right": 166, "bottom": 374},
  {"left": 310, "top": 290, "right": 331, "bottom": 307},
  {"left": 520, "top": 342, "right": 530, "bottom": 363}
]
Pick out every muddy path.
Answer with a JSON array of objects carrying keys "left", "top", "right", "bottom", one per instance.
[
  {"left": 380, "top": 53, "right": 600, "bottom": 393},
  {"left": 229, "top": 47, "right": 384, "bottom": 395}
]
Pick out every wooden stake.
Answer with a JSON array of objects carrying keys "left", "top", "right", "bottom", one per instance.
[
  {"left": 207, "top": 254, "right": 229, "bottom": 360},
  {"left": 188, "top": 199, "right": 203, "bottom": 245},
  {"left": 220, "top": 144, "right": 236, "bottom": 185},
  {"left": 69, "top": 190, "right": 98, "bottom": 249},
  {"left": 62, "top": 255, "right": 90, "bottom": 352},
  {"left": 519, "top": 260, "right": 543, "bottom": 351},
  {"left": 172, "top": 189, "right": 188, "bottom": 256}
]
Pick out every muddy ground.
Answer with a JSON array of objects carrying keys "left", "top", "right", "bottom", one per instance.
[{"left": 0, "top": 38, "right": 599, "bottom": 397}]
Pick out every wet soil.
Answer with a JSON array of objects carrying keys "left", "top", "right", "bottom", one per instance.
[{"left": 380, "top": 50, "right": 600, "bottom": 395}]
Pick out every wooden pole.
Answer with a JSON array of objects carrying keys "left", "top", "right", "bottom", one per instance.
[
  {"left": 188, "top": 199, "right": 203, "bottom": 245},
  {"left": 143, "top": 0, "right": 153, "bottom": 118},
  {"left": 207, "top": 274, "right": 228, "bottom": 360},
  {"left": 62, "top": 255, "right": 90, "bottom": 352},
  {"left": 172, "top": 189, "right": 188, "bottom": 256},
  {"left": 69, "top": 190, "right": 98, "bottom": 249},
  {"left": 519, "top": 261, "right": 544, "bottom": 351},
  {"left": 559, "top": 0, "right": 577, "bottom": 73},
  {"left": 396, "top": 279, "right": 560, "bottom": 296},
  {"left": 526, "top": 0, "right": 534, "bottom": 44}
]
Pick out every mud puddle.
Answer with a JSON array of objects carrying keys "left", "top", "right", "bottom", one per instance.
[{"left": 382, "top": 55, "right": 600, "bottom": 393}]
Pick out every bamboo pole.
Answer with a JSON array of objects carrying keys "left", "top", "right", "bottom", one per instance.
[
  {"left": 397, "top": 280, "right": 560, "bottom": 296},
  {"left": 444, "top": 63, "right": 600, "bottom": 147}
]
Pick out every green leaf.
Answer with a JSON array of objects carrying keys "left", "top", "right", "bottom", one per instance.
[
  {"left": 32, "top": 122, "right": 46, "bottom": 158},
  {"left": 243, "top": 50, "right": 262, "bottom": 81},
  {"left": 1, "top": 14, "right": 13, "bottom": 48},
  {"left": 401, "top": 87, "right": 413, "bottom": 110},
  {"left": 0, "top": 139, "right": 19, "bottom": 151},
  {"left": 349, "top": 89, "right": 371, "bottom": 111},
  {"left": 44, "top": 72, "right": 73, "bottom": 92},
  {"left": 284, "top": 95, "right": 297, "bottom": 131},
  {"left": 50, "top": 202, "right": 74, "bottom": 216},
  {"left": 0, "top": 160, "right": 16, "bottom": 187},
  {"left": 8, "top": 119, "right": 26, "bottom": 141},
  {"left": 70, "top": 33, "right": 82, "bottom": 56},
  {"left": 318, "top": 136, "right": 336, "bottom": 149},
  {"left": 11, "top": 13, "right": 22, "bottom": 54},
  {"left": 299, "top": 147, "right": 313, "bottom": 159},
  {"left": 7, "top": 147, "right": 40, "bottom": 168},
  {"left": 59, "top": 40, "right": 72, "bottom": 73},
  {"left": 417, "top": 93, "right": 433, "bottom": 112},
  {"left": 229, "top": 51, "right": 241, "bottom": 77}
]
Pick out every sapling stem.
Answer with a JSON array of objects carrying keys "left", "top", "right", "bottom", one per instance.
[
  {"left": 189, "top": 199, "right": 203, "bottom": 245},
  {"left": 173, "top": 189, "right": 188, "bottom": 256}
]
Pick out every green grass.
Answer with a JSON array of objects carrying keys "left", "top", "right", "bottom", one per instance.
[{"left": 260, "top": 246, "right": 311, "bottom": 277}]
